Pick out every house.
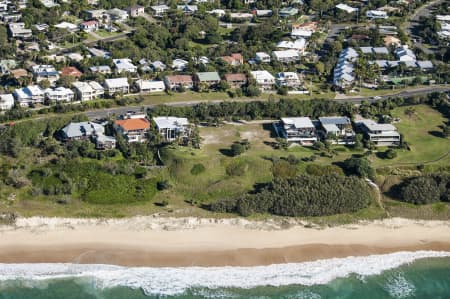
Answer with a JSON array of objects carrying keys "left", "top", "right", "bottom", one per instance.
[
  {"left": 229, "top": 12, "right": 253, "bottom": 20},
  {"left": 72, "top": 81, "right": 104, "bottom": 101},
  {"left": 114, "top": 117, "right": 150, "bottom": 143},
  {"left": 0, "top": 94, "right": 14, "bottom": 110},
  {"left": 384, "top": 36, "right": 401, "bottom": 47},
  {"left": 220, "top": 53, "right": 243, "bottom": 66},
  {"left": 60, "top": 66, "right": 83, "bottom": 78},
  {"left": 318, "top": 116, "right": 355, "bottom": 145},
  {"left": 113, "top": 58, "right": 137, "bottom": 73},
  {"left": 61, "top": 121, "right": 104, "bottom": 141},
  {"left": 8, "top": 22, "right": 32, "bottom": 39},
  {"left": 104, "top": 78, "right": 129, "bottom": 95},
  {"left": 250, "top": 70, "right": 275, "bottom": 90},
  {"left": 88, "top": 48, "right": 111, "bottom": 58},
  {"left": 80, "top": 20, "right": 98, "bottom": 32},
  {"left": 95, "top": 134, "right": 116, "bottom": 149},
  {"left": 13, "top": 85, "right": 45, "bottom": 106},
  {"left": 275, "top": 72, "right": 301, "bottom": 88},
  {"left": 254, "top": 9, "right": 272, "bottom": 17},
  {"left": 356, "top": 118, "right": 400, "bottom": 146},
  {"left": 292, "top": 21, "right": 318, "bottom": 32},
  {"left": 195, "top": 72, "right": 221, "bottom": 88},
  {"left": 107, "top": 8, "right": 128, "bottom": 22},
  {"left": 255, "top": 52, "right": 271, "bottom": 63},
  {"left": 373, "top": 47, "right": 389, "bottom": 55},
  {"left": 151, "top": 4, "right": 169, "bottom": 17},
  {"left": 89, "top": 65, "right": 112, "bottom": 74},
  {"left": 172, "top": 58, "right": 189, "bottom": 71},
  {"left": 45, "top": 87, "right": 75, "bottom": 102},
  {"left": 276, "top": 117, "right": 317, "bottom": 145},
  {"left": 366, "top": 10, "right": 388, "bottom": 19},
  {"left": 0, "top": 59, "right": 16, "bottom": 74},
  {"left": 31, "top": 65, "right": 59, "bottom": 83},
  {"left": 127, "top": 5, "right": 144, "bottom": 17},
  {"left": 333, "top": 48, "right": 358, "bottom": 88},
  {"left": 279, "top": 7, "right": 298, "bottom": 17},
  {"left": 416, "top": 60, "right": 433, "bottom": 70},
  {"left": 10, "top": 68, "right": 28, "bottom": 80},
  {"left": 177, "top": 5, "right": 198, "bottom": 14},
  {"left": 223, "top": 73, "right": 247, "bottom": 88},
  {"left": 151, "top": 61, "right": 167, "bottom": 72},
  {"left": 379, "top": 25, "right": 398, "bottom": 35},
  {"left": 135, "top": 80, "right": 166, "bottom": 93},
  {"left": 85, "top": 9, "right": 106, "bottom": 21},
  {"left": 395, "top": 45, "right": 416, "bottom": 61},
  {"left": 272, "top": 50, "right": 300, "bottom": 63},
  {"left": 55, "top": 22, "right": 78, "bottom": 32},
  {"left": 164, "top": 75, "right": 194, "bottom": 91},
  {"left": 277, "top": 38, "right": 307, "bottom": 54},
  {"left": 336, "top": 3, "right": 358, "bottom": 13},
  {"left": 153, "top": 116, "right": 190, "bottom": 143}
]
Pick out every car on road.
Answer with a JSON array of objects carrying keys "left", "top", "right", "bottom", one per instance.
[{"left": 371, "top": 96, "right": 382, "bottom": 100}]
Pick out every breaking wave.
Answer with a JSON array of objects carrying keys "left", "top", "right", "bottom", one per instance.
[{"left": 0, "top": 251, "right": 448, "bottom": 296}]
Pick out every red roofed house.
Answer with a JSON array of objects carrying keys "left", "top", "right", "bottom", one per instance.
[
  {"left": 220, "top": 53, "right": 244, "bottom": 66},
  {"left": 114, "top": 117, "right": 150, "bottom": 143},
  {"left": 61, "top": 66, "right": 83, "bottom": 78},
  {"left": 164, "top": 75, "right": 194, "bottom": 91},
  {"left": 223, "top": 73, "right": 247, "bottom": 88},
  {"left": 80, "top": 20, "right": 99, "bottom": 32}
]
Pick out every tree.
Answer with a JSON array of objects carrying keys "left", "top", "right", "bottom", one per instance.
[
  {"left": 384, "top": 149, "right": 397, "bottom": 159},
  {"left": 231, "top": 142, "right": 245, "bottom": 156},
  {"left": 315, "top": 61, "right": 325, "bottom": 76},
  {"left": 400, "top": 176, "right": 440, "bottom": 204},
  {"left": 342, "top": 157, "right": 374, "bottom": 178},
  {"left": 39, "top": 79, "right": 51, "bottom": 89}
]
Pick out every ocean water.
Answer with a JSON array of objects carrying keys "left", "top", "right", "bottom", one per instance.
[{"left": 1, "top": 251, "right": 450, "bottom": 299}]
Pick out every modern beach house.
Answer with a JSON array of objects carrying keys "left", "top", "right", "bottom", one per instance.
[
  {"left": 275, "top": 117, "right": 317, "bottom": 145},
  {"left": 356, "top": 119, "right": 401, "bottom": 146},
  {"left": 318, "top": 116, "right": 356, "bottom": 145},
  {"left": 153, "top": 116, "right": 190, "bottom": 143}
]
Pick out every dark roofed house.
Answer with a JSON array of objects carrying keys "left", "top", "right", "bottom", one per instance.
[
  {"left": 318, "top": 116, "right": 355, "bottom": 145},
  {"left": 61, "top": 121, "right": 104, "bottom": 141},
  {"left": 224, "top": 73, "right": 247, "bottom": 88}
]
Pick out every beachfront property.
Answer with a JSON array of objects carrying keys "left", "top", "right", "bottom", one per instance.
[
  {"left": 104, "top": 77, "right": 130, "bottom": 95},
  {"left": 164, "top": 75, "right": 194, "bottom": 91},
  {"left": 135, "top": 80, "right": 166, "bottom": 93},
  {"left": 72, "top": 81, "right": 105, "bottom": 101},
  {"left": 356, "top": 118, "right": 401, "bottom": 146},
  {"left": 318, "top": 116, "right": 356, "bottom": 145},
  {"left": 114, "top": 117, "right": 151, "bottom": 143},
  {"left": 153, "top": 116, "right": 190, "bottom": 143},
  {"left": 44, "top": 87, "right": 75, "bottom": 103},
  {"left": 195, "top": 72, "right": 221, "bottom": 89},
  {"left": 223, "top": 73, "right": 247, "bottom": 89},
  {"left": 13, "top": 85, "right": 45, "bottom": 106},
  {"left": 31, "top": 65, "right": 59, "bottom": 84},
  {"left": 250, "top": 70, "right": 275, "bottom": 91},
  {"left": 61, "top": 121, "right": 105, "bottom": 141},
  {"left": 275, "top": 72, "right": 301, "bottom": 88},
  {"left": 275, "top": 117, "right": 318, "bottom": 145},
  {"left": 0, "top": 94, "right": 14, "bottom": 110}
]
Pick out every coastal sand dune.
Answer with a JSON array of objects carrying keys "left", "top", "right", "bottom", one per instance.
[{"left": 0, "top": 217, "right": 449, "bottom": 267}]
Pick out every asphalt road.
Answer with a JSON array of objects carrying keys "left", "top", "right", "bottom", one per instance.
[{"left": 83, "top": 86, "right": 450, "bottom": 120}]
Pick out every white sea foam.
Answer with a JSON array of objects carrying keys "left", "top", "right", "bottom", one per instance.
[{"left": 0, "top": 251, "right": 448, "bottom": 296}]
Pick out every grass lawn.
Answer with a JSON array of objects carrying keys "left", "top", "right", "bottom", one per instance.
[
  {"left": 370, "top": 104, "right": 450, "bottom": 168},
  {"left": 95, "top": 29, "right": 120, "bottom": 38}
]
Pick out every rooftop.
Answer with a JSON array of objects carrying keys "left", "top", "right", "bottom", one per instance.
[{"left": 115, "top": 118, "right": 150, "bottom": 131}]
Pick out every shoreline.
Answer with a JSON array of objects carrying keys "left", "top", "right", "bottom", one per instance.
[{"left": 0, "top": 216, "right": 449, "bottom": 267}]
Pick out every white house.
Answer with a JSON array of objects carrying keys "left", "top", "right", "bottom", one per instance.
[
  {"left": 277, "top": 38, "right": 307, "bottom": 54},
  {"left": 107, "top": 8, "right": 128, "bottom": 22},
  {"left": 366, "top": 10, "right": 388, "bottom": 19},
  {"left": 177, "top": 5, "right": 198, "bottom": 14},
  {"left": 55, "top": 22, "right": 79, "bottom": 32},
  {"left": 255, "top": 52, "right": 271, "bottom": 63},
  {"left": 13, "top": 85, "right": 45, "bottom": 106},
  {"left": 172, "top": 58, "right": 189, "bottom": 71},
  {"left": 336, "top": 3, "right": 358, "bottom": 13},
  {"left": 333, "top": 48, "right": 358, "bottom": 88},
  {"left": 31, "top": 65, "right": 59, "bottom": 83},
  {"left": 277, "top": 117, "right": 317, "bottom": 145},
  {"left": 395, "top": 45, "right": 416, "bottom": 61},
  {"left": 291, "top": 28, "right": 313, "bottom": 38},
  {"left": 250, "top": 70, "right": 275, "bottom": 90},
  {"left": 45, "top": 87, "right": 75, "bottom": 102},
  {"left": 113, "top": 58, "right": 137, "bottom": 73},
  {"left": 0, "top": 94, "right": 14, "bottom": 110},
  {"left": 272, "top": 50, "right": 300, "bottom": 63},
  {"left": 80, "top": 20, "right": 98, "bottom": 32},
  {"left": 356, "top": 118, "right": 400, "bottom": 146},
  {"left": 104, "top": 77, "right": 129, "bottom": 95},
  {"left": 151, "top": 4, "right": 169, "bottom": 17},
  {"left": 89, "top": 65, "right": 112, "bottom": 74},
  {"left": 135, "top": 80, "right": 166, "bottom": 93},
  {"left": 8, "top": 22, "right": 32, "bottom": 39},
  {"left": 72, "top": 81, "right": 105, "bottom": 101},
  {"left": 153, "top": 116, "right": 190, "bottom": 143},
  {"left": 275, "top": 72, "right": 301, "bottom": 88}
]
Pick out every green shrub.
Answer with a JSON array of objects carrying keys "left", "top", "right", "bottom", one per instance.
[
  {"left": 398, "top": 174, "right": 449, "bottom": 204},
  {"left": 190, "top": 163, "right": 206, "bottom": 175},
  {"left": 226, "top": 160, "right": 248, "bottom": 176},
  {"left": 272, "top": 160, "right": 297, "bottom": 178}
]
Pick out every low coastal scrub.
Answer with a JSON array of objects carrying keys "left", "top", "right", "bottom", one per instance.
[
  {"left": 396, "top": 174, "right": 450, "bottom": 205},
  {"left": 210, "top": 174, "right": 373, "bottom": 217}
]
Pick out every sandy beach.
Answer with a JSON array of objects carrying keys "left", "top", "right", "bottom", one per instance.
[{"left": 0, "top": 216, "right": 449, "bottom": 267}]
